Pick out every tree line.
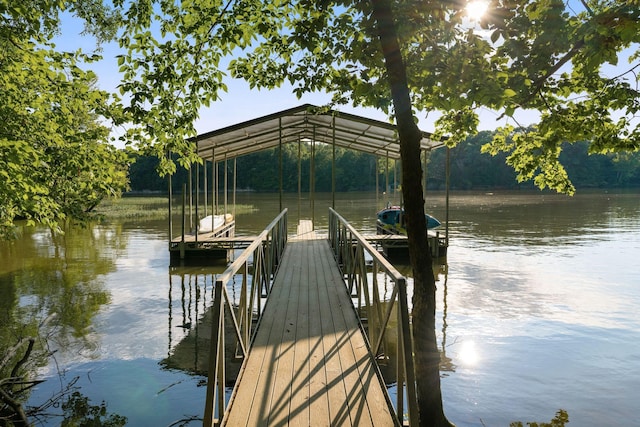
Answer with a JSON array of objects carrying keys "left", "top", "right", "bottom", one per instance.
[{"left": 128, "top": 130, "right": 640, "bottom": 194}]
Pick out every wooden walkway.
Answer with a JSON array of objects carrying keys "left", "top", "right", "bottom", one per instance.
[{"left": 223, "top": 221, "right": 396, "bottom": 426}]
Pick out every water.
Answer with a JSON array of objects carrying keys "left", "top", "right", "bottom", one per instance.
[
  {"left": 1, "top": 191, "right": 638, "bottom": 426},
  {"left": 437, "top": 191, "right": 640, "bottom": 426}
]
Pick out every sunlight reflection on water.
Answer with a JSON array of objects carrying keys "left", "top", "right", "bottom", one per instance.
[{"left": 436, "top": 192, "right": 640, "bottom": 426}]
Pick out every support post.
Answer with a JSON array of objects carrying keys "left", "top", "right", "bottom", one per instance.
[
  {"left": 375, "top": 156, "right": 379, "bottom": 209},
  {"left": 332, "top": 115, "right": 336, "bottom": 209},
  {"left": 279, "top": 117, "right": 283, "bottom": 213},
  {"left": 224, "top": 154, "right": 228, "bottom": 216},
  {"left": 203, "top": 280, "right": 224, "bottom": 426},
  {"left": 445, "top": 146, "right": 450, "bottom": 247},
  {"left": 215, "top": 161, "right": 218, "bottom": 215},
  {"left": 297, "top": 137, "right": 301, "bottom": 223},
  {"left": 204, "top": 159, "right": 208, "bottom": 218},
  {"left": 311, "top": 126, "right": 316, "bottom": 229},
  {"left": 422, "top": 149, "right": 428, "bottom": 202},
  {"left": 233, "top": 157, "right": 237, "bottom": 219},
  {"left": 211, "top": 147, "right": 216, "bottom": 221},
  {"left": 181, "top": 183, "right": 186, "bottom": 259},
  {"left": 195, "top": 156, "right": 199, "bottom": 243},
  {"left": 385, "top": 151, "right": 389, "bottom": 204},
  {"left": 188, "top": 164, "right": 193, "bottom": 232},
  {"left": 168, "top": 152, "right": 173, "bottom": 242}
]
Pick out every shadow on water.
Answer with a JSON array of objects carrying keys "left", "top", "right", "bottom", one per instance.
[{"left": 162, "top": 265, "right": 247, "bottom": 387}]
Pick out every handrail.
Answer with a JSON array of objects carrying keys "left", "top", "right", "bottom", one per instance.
[
  {"left": 203, "top": 209, "right": 288, "bottom": 427},
  {"left": 328, "top": 208, "right": 419, "bottom": 426}
]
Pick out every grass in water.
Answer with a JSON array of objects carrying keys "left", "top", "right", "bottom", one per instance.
[{"left": 94, "top": 196, "right": 256, "bottom": 219}]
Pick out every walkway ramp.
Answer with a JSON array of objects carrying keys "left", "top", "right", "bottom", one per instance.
[{"left": 223, "top": 227, "right": 396, "bottom": 426}]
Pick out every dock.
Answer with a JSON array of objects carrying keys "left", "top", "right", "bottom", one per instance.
[
  {"left": 222, "top": 220, "right": 396, "bottom": 426},
  {"left": 169, "top": 220, "right": 240, "bottom": 264}
]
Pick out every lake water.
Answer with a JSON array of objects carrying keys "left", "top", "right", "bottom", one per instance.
[{"left": 1, "top": 191, "right": 638, "bottom": 426}]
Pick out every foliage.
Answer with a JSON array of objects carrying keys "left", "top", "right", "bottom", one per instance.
[
  {"left": 476, "top": 1, "right": 640, "bottom": 193},
  {"left": 0, "top": 1, "right": 129, "bottom": 239},
  {"left": 226, "top": 0, "right": 639, "bottom": 195},
  {"left": 116, "top": 0, "right": 280, "bottom": 174},
  {"left": 61, "top": 392, "right": 127, "bottom": 427},
  {"left": 510, "top": 409, "right": 569, "bottom": 427}
]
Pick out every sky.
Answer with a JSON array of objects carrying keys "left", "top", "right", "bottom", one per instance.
[
  {"left": 53, "top": 1, "right": 636, "bottom": 148},
  {"left": 54, "top": 9, "right": 524, "bottom": 148}
]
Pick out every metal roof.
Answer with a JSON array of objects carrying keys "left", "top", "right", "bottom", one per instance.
[{"left": 193, "top": 104, "right": 443, "bottom": 162}]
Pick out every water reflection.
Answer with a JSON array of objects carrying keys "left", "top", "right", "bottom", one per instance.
[
  {"left": 0, "top": 224, "right": 126, "bottom": 359},
  {"left": 445, "top": 191, "right": 640, "bottom": 251},
  {"left": 370, "top": 260, "right": 457, "bottom": 385},
  {"left": 163, "top": 266, "right": 245, "bottom": 386},
  {"left": 439, "top": 271, "right": 456, "bottom": 374},
  {"left": 2, "top": 191, "right": 638, "bottom": 426},
  {"left": 0, "top": 223, "right": 128, "bottom": 424},
  {"left": 164, "top": 267, "right": 216, "bottom": 376}
]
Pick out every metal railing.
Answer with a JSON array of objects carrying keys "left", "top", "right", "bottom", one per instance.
[
  {"left": 328, "top": 208, "right": 418, "bottom": 426},
  {"left": 203, "top": 209, "right": 288, "bottom": 426}
]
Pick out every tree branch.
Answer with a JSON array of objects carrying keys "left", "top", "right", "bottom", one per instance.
[
  {"left": 579, "top": 0, "right": 594, "bottom": 16},
  {"left": 10, "top": 338, "right": 35, "bottom": 379},
  {"left": 0, "top": 338, "right": 33, "bottom": 372},
  {"left": 497, "top": 38, "right": 585, "bottom": 120},
  {"left": 0, "top": 384, "right": 29, "bottom": 426}
]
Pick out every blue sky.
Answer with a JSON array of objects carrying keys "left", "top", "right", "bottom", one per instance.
[
  {"left": 54, "top": 10, "right": 523, "bottom": 145},
  {"left": 53, "top": 2, "right": 637, "bottom": 146}
]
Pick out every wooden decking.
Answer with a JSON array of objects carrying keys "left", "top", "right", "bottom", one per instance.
[{"left": 223, "top": 222, "right": 396, "bottom": 426}]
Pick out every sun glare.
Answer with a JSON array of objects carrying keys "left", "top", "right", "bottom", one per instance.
[
  {"left": 466, "top": 0, "right": 489, "bottom": 20},
  {"left": 458, "top": 340, "right": 480, "bottom": 366}
]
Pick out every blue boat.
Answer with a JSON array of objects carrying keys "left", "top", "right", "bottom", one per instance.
[{"left": 376, "top": 206, "right": 441, "bottom": 236}]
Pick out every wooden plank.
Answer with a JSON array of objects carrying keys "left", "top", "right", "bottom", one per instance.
[
  {"left": 291, "top": 220, "right": 316, "bottom": 241},
  {"left": 171, "top": 235, "right": 259, "bottom": 244},
  {"left": 263, "top": 241, "right": 302, "bottom": 426},
  {"left": 314, "top": 239, "right": 354, "bottom": 426},
  {"left": 171, "top": 222, "right": 236, "bottom": 243},
  {"left": 317, "top": 239, "right": 393, "bottom": 426},
  {"left": 252, "top": 250, "right": 297, "bottom": 425},
  {"left": 323, "top": 245, "right": 392, "bottom": 426},
  {"left": 288, "top": 239, "right": 311, "bottom": 427},
  {"left": 305, "top": 240, "right": 331, "bottom": 426}
]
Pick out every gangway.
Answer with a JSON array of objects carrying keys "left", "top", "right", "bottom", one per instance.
[{"left": 203, "top": 209, "right": 418, "bottom": 426}]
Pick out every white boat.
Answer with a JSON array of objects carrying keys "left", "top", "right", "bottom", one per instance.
[{"left": 198, "top": 214, "right": 233, "bottom": 234}]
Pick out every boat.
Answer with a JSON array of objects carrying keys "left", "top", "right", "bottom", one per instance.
[
  {"left": 198, "top": 213, "right": 234, "bottom": 234},
  {"left": 375, "top": 205, "right": 447, "bottom": 259},
  {"left": 376, "top": 206, "right": 441, "bottom": 236}
]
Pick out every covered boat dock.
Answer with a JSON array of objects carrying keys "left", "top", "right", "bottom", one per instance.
[{"left": 168, "top": 104, "right": 450, "bottom": 262}]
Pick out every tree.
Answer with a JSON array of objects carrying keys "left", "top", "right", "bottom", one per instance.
[
  {"left": 0, "top": 0, "right": 129, "bottom": 238},
  {"left": 117, "top": 0, "right": 639, "bottom": 425},
  {"left": 478, "top": 0, "right": 639, "bottom": 194}
]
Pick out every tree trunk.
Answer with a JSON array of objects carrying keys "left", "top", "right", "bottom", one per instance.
[{"left": 370, "top": 1, "right": 453, "bottom": 425}]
